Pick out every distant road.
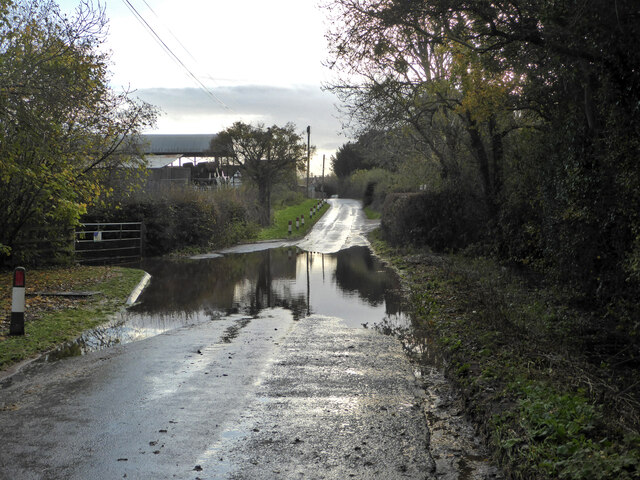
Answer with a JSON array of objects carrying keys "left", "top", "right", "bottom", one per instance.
[
  {"left": 296, "top": 198, "right": 379, "bottom": 254},
  {"left": 217, "top": 198, "right": 379, "bottom": 256}
]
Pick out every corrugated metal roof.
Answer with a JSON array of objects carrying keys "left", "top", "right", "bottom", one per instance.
[{"left": 141, "top": 134, "right": 217, "bottom": 155}]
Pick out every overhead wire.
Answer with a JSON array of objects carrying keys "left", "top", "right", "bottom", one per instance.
[
  {"left": 120, "top": 0, "right": 231, "bottom": 111},
  {"left": 138, "top": 0, "right": 230, "bottom": 92},
  {"left": 138, "top": 0, "right": 198, "bottom": 63}
]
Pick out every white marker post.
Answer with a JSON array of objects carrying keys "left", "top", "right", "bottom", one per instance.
[
  {"left": 288, "top": 220, "right": 292, "bottom": 235},
  {"left": 301, "top": 214, "right": 305, "bottom": 227},
  {"left": 10, "top": 267, "right": 25, "bottom": 336}
]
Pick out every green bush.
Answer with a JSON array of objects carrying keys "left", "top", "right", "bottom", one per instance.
[
  {"left": 83, "top": 188, "right": 257, "bottom": 256},
  {"left": 339, "top": 168, "right": 394, "bottom": 208},
  {"left": 380, "top": 189, "right": 488, "bottom": 251}
]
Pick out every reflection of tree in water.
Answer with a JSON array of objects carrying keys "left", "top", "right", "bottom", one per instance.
[
  {"left": 242, "top": 248, "right": 308, "bottom": 320},
  {"left": 334, "top": 246, "right": 405, "bottom": 315},
  {"left": 132, "top": 249, "right": 304, "bottom": 317},
  {"left": 130, "top": 255, "right": 260, "bottom": 314},
  {"left": 130, "top": 246, "right": 405, "bottom": 322}
]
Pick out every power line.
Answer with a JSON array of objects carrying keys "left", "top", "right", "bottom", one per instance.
[
  {"left": 121, "top": 0, "right": 231, "bottom": 111},
  {"left": 139, "top": 0, "right": 198, "bottom": 64},
  {"left": 138, "top": 0, "right": 228, "bottom": 92}
]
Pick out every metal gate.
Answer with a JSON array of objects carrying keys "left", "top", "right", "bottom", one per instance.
[{"left": 75, "top": 222, "right": 144, "bottom": 265}]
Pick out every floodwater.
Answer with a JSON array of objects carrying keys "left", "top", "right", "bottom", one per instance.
[{"left": 47, "top": 245, "right": 410, "bottom": 359}]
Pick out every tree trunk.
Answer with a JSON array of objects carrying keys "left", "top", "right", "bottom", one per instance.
[
  {"left": 257, "top": 180, "right": 271, "bottom": 227},
  {"left": 465, "top": 113, "right": 497, "bottom": 218},
  {"left": 489, "top": 116, "right": 504, "bottom": 204}
]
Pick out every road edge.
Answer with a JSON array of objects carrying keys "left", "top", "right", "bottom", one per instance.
[
  {"left": 126, "top": 272, "right": 151, "bottom": 305},
  {"left": 0, "top": 270, "right": 152, "bottom": 383}
]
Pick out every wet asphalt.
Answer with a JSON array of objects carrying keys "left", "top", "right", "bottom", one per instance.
[{"left": 0, "top": 199, "right": 501, "bottom": 479}]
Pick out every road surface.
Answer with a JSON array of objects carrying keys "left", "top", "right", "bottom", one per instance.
[{"left": 0, "top": 199, "right": 500, "bottom": 479}]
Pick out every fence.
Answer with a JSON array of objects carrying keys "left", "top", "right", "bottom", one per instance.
[{"left": 75, "top": 222, "right": 144, "bottom": 265}]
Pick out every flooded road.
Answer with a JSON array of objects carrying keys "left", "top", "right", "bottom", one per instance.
[
  {"left": 133, "top": 245, "right": 408, "bottom": 329},
  {"left": 0, "top": 199, "right": 500, "bottom": 479}
]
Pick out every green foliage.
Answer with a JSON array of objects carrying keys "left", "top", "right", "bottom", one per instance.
[
  {"left": 381, "top": 190, "right": 488, "bottom": 251},
  {"left": 370, "top": 235, "right": 640, "bottom": 480},
  {"left": 0, "top": 0, "right": 156, "bottom": 268},
  {"left": 331, "top": 142, "right": 368, "bottom": 178},
  {"left": 0, "top": 266, "right": 145, "bottom": 368},
  {"left": 493, "top": 381, "right": 640, "bottom": 480},
  {"left": 211, "top": 122, "right": 308, "bottom": 226},
  {"left": 339, "top": 168, "right": 392, "bottom": 208},
  {"left": 324, "top": 0, "right": 640, "bottom": 309},
  {"left": 84, "top": 188, "right": 257, "bottom": 256},
  {"left": 363, "top": 207, "right": 381, "bottom": 220}
]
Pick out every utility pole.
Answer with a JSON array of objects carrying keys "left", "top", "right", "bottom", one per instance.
[
  {"left": 306, "top": 125, "right": 311, "bottom": 198},
  {"left": 322, "top": 154, "right": 325, "bottom": 199}
]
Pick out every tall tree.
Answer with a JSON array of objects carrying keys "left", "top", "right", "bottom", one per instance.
[
  {"left": 210, "top": 122, "right": 307, "bottom": 226},
  {"left": 331, "top": 142, "right": 366, "bottom": 178},
  {"left": 323, "top": 0, "right": 640, "bottom": 299},
  {"left": 0, "top": 0, "right": 156, "bottom": 265},
  {"left": 323, "top": 0, "right": 524, "bottom": 216}
]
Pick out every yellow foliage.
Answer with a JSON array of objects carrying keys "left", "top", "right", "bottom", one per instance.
[{"left": 449, "top": 46, "right": 515, "bottom": 123}]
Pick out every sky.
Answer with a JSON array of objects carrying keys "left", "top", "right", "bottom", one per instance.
[{"left": 57, "top": 0, "right": 348, "bottom": 174}]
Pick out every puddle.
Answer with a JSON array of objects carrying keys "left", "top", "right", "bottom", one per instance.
[{"left": 46, "top": 246, "right": 410, "bottom": 360}]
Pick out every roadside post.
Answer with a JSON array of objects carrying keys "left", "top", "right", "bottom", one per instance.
[
  {"left": 288, "top": 220, "right": 292, "bottom": 235},
  {"left": 10, "top": 267, "right": 26, "bottom": 336},
  {"left": 296, "top": 217, "right": 300, "bottom": 230},
  {"left": 301, "top": 214, "right": 305, "bottom": 227}
]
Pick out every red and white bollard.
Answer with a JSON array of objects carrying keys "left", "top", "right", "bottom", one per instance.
[
  {"left": 10, "top": 267, "right": 26, "bottom": 336},
  {"left": 288, "top": 220, "right": 292, "bottom": 235},
  {"left": 296, "top": 217, "right": 300, "bottom": 230},
  {"left": 301, "top": 214, "right": 305, "bottom": 226}
]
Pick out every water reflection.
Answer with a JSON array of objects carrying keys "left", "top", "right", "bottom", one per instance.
[
  {"left": 45, "top": 246, "right": 410, "bottom": 360},
  {"left": 131, "top": 246, "right": 408, "bottom": 328}
]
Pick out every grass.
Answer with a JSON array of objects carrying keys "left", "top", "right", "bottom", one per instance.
[
  {"left": 256, "top": 198, "right": 329, "bottom": 241},
  {"left": 0, "top": 266, "right": 146, "bottom": 370},
  {"left": 363, "top": 206, "right": 381, "bottom": 220},
  {"left": 0, "top": 198, "right": 330, "bottom": 369},
  {"left": 368, "top": 229, "right": 640, "bottom": 480}
]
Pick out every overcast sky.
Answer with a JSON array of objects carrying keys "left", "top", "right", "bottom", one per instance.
[{"left": 57, "top": 0, "right": 348, "bottom": 173}]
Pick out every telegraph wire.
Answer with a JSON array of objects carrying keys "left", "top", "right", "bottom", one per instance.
[
  {"left": 138, "top": 0, "right": 228, "bottom": 92},
  {"left": 139, "top": 0, "right": 198, "bottom": 64},
  {"left": 120, "top": 0, "right": 231, "bottom": 111}
]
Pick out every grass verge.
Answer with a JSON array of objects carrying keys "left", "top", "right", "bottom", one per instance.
[
  {"left": 256, "top": 199, "right": 329, "bottom": 241},
  {"left": 363, "top": 206, "right": 381, "bottom": 220},
  {"left": 369, "top": 230, "right": 640, "bottom": 480},
  {"left": 0, "top": 266, "right": 146, "bottom": 370}
]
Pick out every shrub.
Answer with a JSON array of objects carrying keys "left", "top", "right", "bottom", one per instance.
[
  {"left": 380, "top": 189, "right": 488, "bottom": 251},
  {"left": 83, "top": 187, "right": 257, "bottom": 256},
  {"left": 339, "top": 168, "right": 394, "bottom": 208}
]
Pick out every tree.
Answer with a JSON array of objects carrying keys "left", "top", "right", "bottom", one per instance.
[
  {"left": 331, "top": 142, "right": 366, "bottom": 178},
  {"left": 323, "top": 0, "right": 640, "bottom": 301},
  {"left": 210, "top": 122, "right": 307, "bottom": 226},
  {"left": 0, "top": 0, "right": 157, "bottom": 265},
  {"left": 322, "top": 0, "right": 526, "bottom": 218}
]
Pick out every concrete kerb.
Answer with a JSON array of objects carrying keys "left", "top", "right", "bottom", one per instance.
[
  {"left": 126, "top": 272, "right": 151, "bottom": 306},
  {"left": 0, "top": 270, "right": 152, "bottom": 382}
]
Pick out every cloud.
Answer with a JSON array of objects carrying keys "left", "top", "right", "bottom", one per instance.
[{"left": 134, "top": 85, "right": 349, "bottom": 152}]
